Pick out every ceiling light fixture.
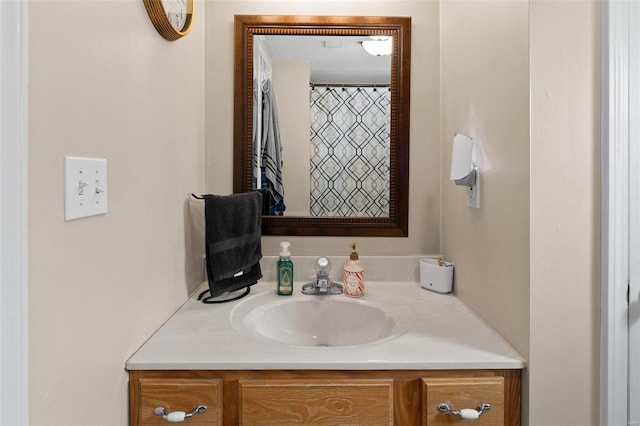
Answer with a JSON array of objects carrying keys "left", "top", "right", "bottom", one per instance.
[{"left": 362, "top": 36, "right": 392, "bottom": 56}]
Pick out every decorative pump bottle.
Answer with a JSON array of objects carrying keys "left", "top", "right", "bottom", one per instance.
[
  {"left": 277, "top": 241, "right": 294, "bottom": 295},
  {"left": 343, "top": 243, "right": 365, "bottom": 297}
]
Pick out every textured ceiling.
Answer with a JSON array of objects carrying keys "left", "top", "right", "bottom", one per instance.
[{"left": 261, "top": 35, "right": 391, "bottom": 86}]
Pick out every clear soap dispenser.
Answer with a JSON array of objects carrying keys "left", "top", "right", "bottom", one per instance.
[
  {"left": 343, "top": 243, "right": 365, "bottom": 297},
  {"left": 277, "top": 241, "right": 294, "bottom": 295}
]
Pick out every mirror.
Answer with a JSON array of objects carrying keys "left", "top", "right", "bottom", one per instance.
[{"left": 234, "top": 15, "right": 411, "bottom": 236}]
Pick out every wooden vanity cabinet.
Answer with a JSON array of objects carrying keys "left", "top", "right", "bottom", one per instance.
[
  {"left": 422, "top": 377, "right": 506, "bottom": 425},
  {"left": 130, "top": 377, "right": 223, "bottom": 425},
  {"left": 129, "top": 369, "right": 521, "bottom": 426},
  {"left": 239, "top": 379, "right": 393, "bottom": 424}
]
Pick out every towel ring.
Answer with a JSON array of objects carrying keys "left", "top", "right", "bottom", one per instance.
[{"left": 197, "top": 287, "right": 251, "bottom": 304}]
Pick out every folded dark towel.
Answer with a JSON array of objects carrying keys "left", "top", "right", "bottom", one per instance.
[{"left": 203, "top": 192, "right": 263, "bottom": 297}]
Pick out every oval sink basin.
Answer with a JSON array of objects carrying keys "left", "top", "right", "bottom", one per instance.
[{"left": 233, "top": 296, "right": 396, "bottom": 347}]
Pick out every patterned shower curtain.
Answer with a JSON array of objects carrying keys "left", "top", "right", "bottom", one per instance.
[{"left": 309, "top": 86, "right": 390, "bottom": 217}]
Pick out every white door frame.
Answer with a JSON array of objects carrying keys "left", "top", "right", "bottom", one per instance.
[
  {"left": 601, "top": 0, "right": 634, "bottom": 425},
  {"left": 628, "top": 1, "right": 640, "bottom": 423},
  {"left": 0, "top": 0, "right": 29, "bottom": 424}
]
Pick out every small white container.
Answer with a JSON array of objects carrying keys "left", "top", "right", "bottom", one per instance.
[{"left": 419, "top": 258, "right": 454, "bottom": 294}]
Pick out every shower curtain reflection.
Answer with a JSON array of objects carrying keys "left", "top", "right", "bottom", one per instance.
[{"left": 309, "top": 85, "right": 391, "bottom": 217}]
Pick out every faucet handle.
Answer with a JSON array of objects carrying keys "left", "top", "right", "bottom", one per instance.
[
  {"left": 301, "top": 257, "right": 343, "bottom": 295},
  {"left": 316, "top": 257, "right": 331, "bottom": 277}
]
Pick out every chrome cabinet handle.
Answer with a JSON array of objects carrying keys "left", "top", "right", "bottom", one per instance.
[
  {"left": 154, "top": 405, "right": 207, "bottom": 422},
  {"left": 438, "top": 401, "right": 491, "bottom": 420}
]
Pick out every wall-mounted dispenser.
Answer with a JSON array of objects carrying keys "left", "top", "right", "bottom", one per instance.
[{"left": 450, "top": 133, "right": 480, "bottom": 208}]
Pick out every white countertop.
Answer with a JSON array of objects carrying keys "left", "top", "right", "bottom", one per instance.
[{"left": 126, "top": 280, "right": 525, "bottom": 371}]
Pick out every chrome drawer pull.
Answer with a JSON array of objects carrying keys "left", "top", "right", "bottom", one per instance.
[
  {"left": 154, "top": 405, "right": 207, "bottom": 422},
  {"left": 438, "top": 401, "right": 491, "bottom": 420}
]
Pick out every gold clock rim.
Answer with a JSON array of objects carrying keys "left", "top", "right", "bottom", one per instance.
[{"left": 143, "top": 0, "right": 194, "bottom": 41}]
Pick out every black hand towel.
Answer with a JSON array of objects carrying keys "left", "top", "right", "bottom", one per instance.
[{"left": 203, "top": 192, "right": 263, "bottom": 297}]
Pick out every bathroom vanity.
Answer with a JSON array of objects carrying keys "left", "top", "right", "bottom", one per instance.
[
  {"left": 129, "top": 369, "right": 520, "bottom": 425},
  {"left": 127, "top": 258, "right": 524, "bottom": 425}
]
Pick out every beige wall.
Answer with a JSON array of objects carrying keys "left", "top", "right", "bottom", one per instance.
[
  {"left": 24, "top": 0, "right": 602, "bottom": 425},
  {"left": 440, "top": 1, "right": 601, "bottom": 424},
  {"left": 440, "top": 0, "right": 530, "bottom": 362},
  {"left": 28, "top": 0, "right": 205, "bottom": 424},
  {"left": 205, "top": 0, "right": 441, "bottom": 256},
  {"left": 530, "top": 0, "right": 600, "bottom": 424},
  {"left": 272, "top": 60, "right": 311, "bottom": 216}
]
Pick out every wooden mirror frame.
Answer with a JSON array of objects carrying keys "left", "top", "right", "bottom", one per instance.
[{"left": 234, "top": 15, "right": 410, "bottom": 236}]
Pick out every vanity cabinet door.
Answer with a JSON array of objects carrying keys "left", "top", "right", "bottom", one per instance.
[
  {"left": 132, "top": 378, "right": 222, "bottom": 425},
  {"left": 238, "top": 378, "right": 393, "bottom": 425},
  {"left": 421, "top": 377, "right": 504, "bottom": 426}
]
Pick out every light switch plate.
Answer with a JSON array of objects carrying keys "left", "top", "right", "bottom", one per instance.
[{"left": 64, "top": 156, "right": 108, "bottom": 221}]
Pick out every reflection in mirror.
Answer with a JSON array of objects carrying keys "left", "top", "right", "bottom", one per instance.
[
  {"left": 254, "top": 35, "right": 392, "bottom": 217},
  {"left": 234, "top": 16, "right": 411, "bottom": 236}
]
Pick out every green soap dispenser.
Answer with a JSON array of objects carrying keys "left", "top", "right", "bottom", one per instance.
[{"left": 277, "top": 241, "right": 294, "bottom": 295}]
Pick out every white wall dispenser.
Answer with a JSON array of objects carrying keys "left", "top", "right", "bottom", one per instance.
[{"left": 450, "top": 133, "right": 480, "bottom": 208}]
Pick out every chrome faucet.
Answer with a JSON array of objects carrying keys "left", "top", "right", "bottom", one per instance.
[{"left": 301, "top": 257, "right": 343, "bottom": 295}]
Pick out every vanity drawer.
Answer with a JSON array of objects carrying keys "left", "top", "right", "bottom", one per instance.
[
  {"left": 133, "top": 378, "right": 222, "bottom": 425},
  {"left": 421, "top": 377, "right": 504, "bottom": 425},
  {"left": 238, "top": 378, "right": 393, "bottom": 425}
]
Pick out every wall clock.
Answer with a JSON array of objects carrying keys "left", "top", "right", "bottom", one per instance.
[{"left": 143, "top": 0, "right": 193, "bottom": 41}]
